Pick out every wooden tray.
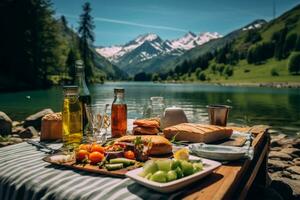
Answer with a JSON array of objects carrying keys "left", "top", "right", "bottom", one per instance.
[{"left": 43, "top": 154, "right": 143, "bottom": 178}]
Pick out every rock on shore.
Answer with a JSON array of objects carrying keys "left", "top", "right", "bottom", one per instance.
[
  {"left": 268, "top": 133, "right": 300, "bottom": 199},
  {"left": 0, "top": 109, "right": 52, "bottom": 146}
]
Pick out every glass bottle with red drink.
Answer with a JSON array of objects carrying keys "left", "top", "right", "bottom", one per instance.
[{"left": 111, "top": 88, "right": 127, "bottom": 138}]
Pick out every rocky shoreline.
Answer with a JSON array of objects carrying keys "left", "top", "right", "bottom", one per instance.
[
  {"left": 0, "top": 109, "right": 54, "bottom": 147},
  {"left": 1, "top": 109, "right": 300, "bottom": 199},
  {"left": 267, "top": 133, "right": 300, "bottom": 199}
]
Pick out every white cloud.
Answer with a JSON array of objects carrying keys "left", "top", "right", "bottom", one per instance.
[{"left": 59, "top": 13, "right": 188, "bottom": 33}]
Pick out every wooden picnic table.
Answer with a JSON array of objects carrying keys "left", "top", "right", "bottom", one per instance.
[
  {"left": 0, "top": 125, "right": 269, "bottom": 200},
  {"left": 180, "top": 126, "right": 270, "bottom": 200}
]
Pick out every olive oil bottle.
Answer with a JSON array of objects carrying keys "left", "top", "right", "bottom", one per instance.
[
  {"left": 74, "top": 60, "right": 91, "bottom": 142},
  {"left": 62, "top": 86, "right": 83, "bottom": 151}
]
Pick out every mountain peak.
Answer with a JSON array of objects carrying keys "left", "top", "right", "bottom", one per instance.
[
  {"left": 96, "top": 31, "right": 221, "bottom": 63},
  {"left": 186, "top": 31, "right": 197, "bottom": 37},
  {"left": 135, "top": 33, "right": 159, "bottom": 43}
]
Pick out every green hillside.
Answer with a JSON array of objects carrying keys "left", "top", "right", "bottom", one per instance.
[{"left": 143, "top": 4, "right": 300, "bottom": 83}]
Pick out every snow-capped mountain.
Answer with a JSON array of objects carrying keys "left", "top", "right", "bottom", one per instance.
[
  {"left": 242, "top": 19, "right": 267, "bottom": 31},
  {"left": 169, "top": 31, "right": 221, "bottom": 50},
  {"left": 95, "top": 32, "right": 221, "bottom": 64}
]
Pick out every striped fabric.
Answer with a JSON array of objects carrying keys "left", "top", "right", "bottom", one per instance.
[{"left": 0, "top": 142, "right": 181, "bottom": 200}]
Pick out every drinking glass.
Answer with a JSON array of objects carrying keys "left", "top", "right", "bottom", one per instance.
[
  {"left": 207, "top": 104, "right": 231, "bottom": 126},
  {"left": 85, "top": 104, "right": 110, "bottom": 144},
  {"left": 143, "top": 96, "right": 165, "bottom": 118}
]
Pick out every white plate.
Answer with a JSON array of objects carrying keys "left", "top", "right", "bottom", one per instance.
[
  {"left": 189, "top": 143, "right": 247, "bottom": 161},
  {"left": 125, "top": 156, "right": 221, "bottom": 193}
]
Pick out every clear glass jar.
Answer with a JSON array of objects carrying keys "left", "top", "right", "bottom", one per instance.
[{"left": 143, "top": 96, "right": 165, "bottom": 119}]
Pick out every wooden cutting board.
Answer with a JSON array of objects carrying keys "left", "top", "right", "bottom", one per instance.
[
  {"left": 211, "top": 135, "right": 247, "bottom": 147},
  {"left": 43, "top": 154, "right": 143, "bottom": 178}
]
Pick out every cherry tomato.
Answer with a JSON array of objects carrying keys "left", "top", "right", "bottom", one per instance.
[
  {"left": 91, "top": 144, "right": 105, "bottom": 153},
  {"left": 76, "top": 149, "right": 89, "bottom": 162},
  {"left": 89, "top": 152, "right": 104, "bottom": 165},
  {"left": 79, "top": 144, "right": 91, "bottom": 152},
  {"left": 124, "top": 150, "right": 135, "bottom": 160}
]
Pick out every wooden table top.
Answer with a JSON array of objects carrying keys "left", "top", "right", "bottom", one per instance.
[{"left": 179, "top": 126, "right": 269, "bottom": 200}]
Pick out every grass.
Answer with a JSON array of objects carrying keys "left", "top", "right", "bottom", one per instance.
[{"left": 186, "top": 58, "right": 300, "bottom": 84}]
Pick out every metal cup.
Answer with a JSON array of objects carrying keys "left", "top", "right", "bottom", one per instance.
[{"left": 207, "top": 105, "right": 231, "bottom": 126}]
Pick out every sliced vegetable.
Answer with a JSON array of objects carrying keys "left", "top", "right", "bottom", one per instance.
[
  {"left": 109, "top": 158, "right": 136, "bottom": 166},
  {"left": 105, "top": 163, "right": 124, "bottom": 171}
]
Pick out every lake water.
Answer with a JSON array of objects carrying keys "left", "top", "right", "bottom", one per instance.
[{"left": 0, "top": 82, "right": 299, "bottom": 136}]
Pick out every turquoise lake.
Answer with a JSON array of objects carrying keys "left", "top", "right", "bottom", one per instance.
[{"left": 0, "top": 82, "right": 299, "bottom": 136}]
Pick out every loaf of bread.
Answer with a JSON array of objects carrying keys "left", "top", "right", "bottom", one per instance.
[
  {"left": 41, "top": 112, "right": 62, "bottom": 141},
  {"left": 116, "top": 135, "right": 172, "bottom": 155},
  {"left": 163, "top": 123, "right": 233, "bottom": 143}
]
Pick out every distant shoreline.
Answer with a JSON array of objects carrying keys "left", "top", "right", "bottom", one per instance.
[
  {"left": 1, "top": 81, "right": 300, "bottom": 93},
  {"left": 150, "top": 81, "right": 300, "bottom": 88}
]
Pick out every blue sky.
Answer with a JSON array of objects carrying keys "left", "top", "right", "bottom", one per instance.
[{"left": 52, "top": 0, "right": 300, "bottom": 46}]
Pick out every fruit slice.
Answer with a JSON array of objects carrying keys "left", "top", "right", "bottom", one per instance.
[
  {"left": 91, "top": 144, "right": 105, "bottom": 153},
  {"left": 174, "top": 148, "right": 189, "bottom": 161},
  {"left": 150, "top": 171, "right": 167, "bottom": 183},
  {"left": 167, "top": 170, "right": 177, "bottom": 182},
  {"left": 143, "top": 160, "right": 158, "bottom": 174},
  {"left": 89, "top": 152, "right": 104, "bottom": 165},
  {"left": 171, "top": 159, "right": 181, "bottom": 170},
  {"left": 145, "top": 173, "right": 152, "bottom": 180},
  {"left": 76, "top": 149, "right": 89, "bottom": 162},
  {"left": 193, "top": 162, "right": 203, "bottom": 173},
  {"left": 156, "top": 159, "right": 172, "bottom": 171},
  {"left": 175, "top": 167, "right": 184, "bottom": 178},
  {"left": 180, "top": 160, "right": 194, "bottom": 176}
]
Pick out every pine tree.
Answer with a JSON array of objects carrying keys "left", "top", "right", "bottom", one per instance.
[
  {"left": 274, "top": 27, "right": 288, "bottom": 60},
  {"left": 78, "top": 2, "right": 95, "bottom": 83},
  {"left": 295, "top": 35, "right": 300, "bottom": 51},
  {"left": 61, "top": 15, "right": 68, "bottom": 32},
  {"left": 66, "top": 49, "right": 77, "bottom": 84},
  {"left": 283, "top": 33, "right": 297, "bottom": 57}
]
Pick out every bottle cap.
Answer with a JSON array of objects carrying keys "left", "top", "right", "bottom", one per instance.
[
  {"left": 75, "top": 60, "right": 84, "bottom": 72},
  {"left": 63, "top": 85, "right": 79, "bottom": 95},
  {"left": 75, "top": 60, "right": 84, "bottom": 66},
  {"left": 114, "top": 88, "right": 125, "bottom": 94}
]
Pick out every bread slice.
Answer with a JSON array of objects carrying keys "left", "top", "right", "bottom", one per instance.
[
  {"left": 132, "top": 126, "right": 159, "bottom": 135},
  {"left": 163, "top": 123, "right": 233, "bottom": 143},
  {"left": 133, "top": 118, "right": 160, "bottom": 128},
  {"left": 116, "top": 135, "right": 172, "bottom": 155}
]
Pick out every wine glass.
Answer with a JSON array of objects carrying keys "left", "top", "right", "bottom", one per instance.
[{"left": 85, "top": 104, "right": 110, "bottom": 144}]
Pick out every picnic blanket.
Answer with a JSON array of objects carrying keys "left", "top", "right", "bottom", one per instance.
[{"left": 0, "top": 142, "right": 181, "bottom": 200}]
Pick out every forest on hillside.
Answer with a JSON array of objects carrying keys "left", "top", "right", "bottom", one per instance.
[
  {"left": 133, "top": 5, "right": 300, "bottom": 82},
  {"left": 0, "top": 0, "right": 112, "bottom": 91}
]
